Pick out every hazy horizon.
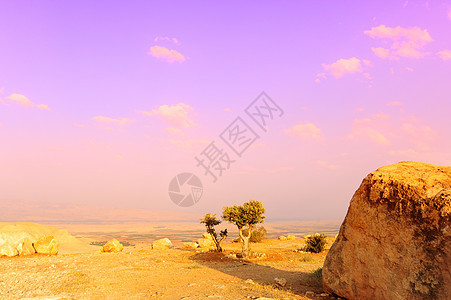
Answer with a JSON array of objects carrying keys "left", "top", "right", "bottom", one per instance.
[{"left": 1, "top": 1, "right": 450, "bottom": 221}]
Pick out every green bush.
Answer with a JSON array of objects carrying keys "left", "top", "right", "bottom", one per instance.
[
  {"left": 303, "top": 233, "right": 327, "bottom": 253},
  {"left": 241, "top": 226, "right": 267, "bottom": 243}
]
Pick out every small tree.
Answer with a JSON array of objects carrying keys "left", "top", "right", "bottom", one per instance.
[
  {"left": 200, "top": 213, "right": 228, "bottom": 252},
  {"left": 222, "top": 199, "right": 265, "bottom": 258}
]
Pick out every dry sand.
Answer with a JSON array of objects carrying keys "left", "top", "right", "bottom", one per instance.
[{"left": 0, "top": 222, "right": 340, "bottom": 299}]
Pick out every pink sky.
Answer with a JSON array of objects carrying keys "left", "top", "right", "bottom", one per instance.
[{"left": 1, "top": 1, "right": 451, "bottom": 221}]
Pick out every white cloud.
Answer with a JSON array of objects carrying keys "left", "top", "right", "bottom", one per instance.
[
  {"left": 92, "top": 116, "right": 132, "bottom": 126},
  {"left": 5, "top": 93, "right": 50, "bottom": 110},
  {"left": 437, "top": 50, "right": 451, "bottom": 61},
  {"left": 372, "top": 47, "right": 391, "bottom": 59},
  {"left": 349, "top": 118, "right": 390, "bottom": 145},
  {"left": 365, "top": 25, "right": 433, "bottom": 59},
  {"left": 139, "top": 103, "right": 195, "bottom": 128},
  {"left": 387, "top": 101, "right": 403, "bottom": 107},
  {"left": 154, "top": 36, "right": 180, "bottom": 45},
  {"left": 322, "top": 57, "right": 363, "bottom": 78},
  {"left": 285, "top": 123, "right": 322, "bottom": 140},
  {"left": 148, "top": 46, "right": 185, "bottom": 63}
]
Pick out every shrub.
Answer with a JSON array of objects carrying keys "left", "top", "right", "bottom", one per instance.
[
  {"left": 303, "top": 233, "right": 327, "bottom": 253},
  {"left": 242, "top": 226, "right": 267, "bottom": 243},
  {"left": 312, "top": 267, "right": 322, "bottom": 279}
]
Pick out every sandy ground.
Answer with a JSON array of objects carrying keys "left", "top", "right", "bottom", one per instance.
[{"left": 0, "top": 222, "right": 340, "bottom": 299}]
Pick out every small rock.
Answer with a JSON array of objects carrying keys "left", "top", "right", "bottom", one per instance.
[
  {"left": 33, "top": 236, "right": 59, "bottom": 255},
  {"left": 183, "top": 242, "right": 199, "bottom": 249},
  {"left": 320, "top": 293, "right": 329, "bottom": 297},
  {"left": 152, "top": 238, "right": 173, "bottom": 250},
  {"left": 17, "top": 237, "right": 35, "bottom": 256},
  {"left": 305, "top": 291, "right": 315, "bottom": 297},
  {"left": 102, "top": 239, "right": 124, "bottom": 253},
  {"left": 245, "top": 279, "right": 255, "bottom": 284},
  {"left": 202, "top": 232, "right": 214, "bottom": 241},
  {"left": 213, "top": 284, "right": 225, "bottom": 289},
  {"left": 274, "top": 277, "right": 287, "bottom": 287},
  {"left": 196, "top": 238, "right": 215, "bottom": 249},
  {"left": 286, "top": 235, "right": 296, "bottom": 240},
  {"left": 278, "top": 235, "right": 287, "bottom": 241}
]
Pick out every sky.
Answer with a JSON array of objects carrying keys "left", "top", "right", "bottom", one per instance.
[{"left": 1, "top": 0, "right": 451, "bottom": 222}]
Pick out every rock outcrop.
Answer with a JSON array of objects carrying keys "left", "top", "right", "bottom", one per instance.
[
  {"left": 17, "top": 238, "right": 35, "bottom": 256},
  {"left": 183, "top": 242, "right": 199, "bottom": 249},
  {"left": 323, "top": 161, "right": 451, "bottom": 300},
  {"left": 102, "top": 239, "right": 123, "bottom": 253},
  {"left": 33, "top": 236, "right": 59, "bottom": 255},
  {"left": 152, "top": 238, "right": 173, "bottom": 250},
  {"left": 196, "top": 238, "right": 215, "bottom": 249}
]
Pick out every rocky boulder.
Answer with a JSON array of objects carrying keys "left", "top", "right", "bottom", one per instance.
[
  {"left": 323, "top": 161, "right": 451, "bottom": 300},
  {"left": 196, "top": 238, "right": 215, "bottom": 249},
  {"left": 17, "top": 238, "right": 35, "bottom": 256},
  {"left": 202, "top": 232, "right": 214, "bottom": 241},
  {"left": 33, "top": 236, "right": 59, "bottom": 255},
  {"left": 183, "top": 242, "right": 199, "bottom": 249},
  {"left": 152, "top": 238, "right": 173, "bottom": 250},
  {"left": 102, "top": 239, "right": 123, "bottom": 253}
]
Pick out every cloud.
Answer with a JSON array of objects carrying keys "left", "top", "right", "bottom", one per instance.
[
  {"left": 372, "top": 47, "right": 390, "bottom": 59},
  {"left": 92, "top": 116, "right": 132, "bottom": 126},
  {"left": 148, "top": 46, "right": 185, "bottom": 63},
  {"left": 322, "top": 57, "right": 363, "bottom": 78},
  {"left": 138, "top": 103, "right": 195, "bottom": 128},
  {"left": 285, "top": 123, "right": 322, "bottom": 140},
  {"left": 315, "top": 72, "right": 327, "bottom": 83},
  {"left": 437, "top": 50, "right": 451, "bottom": 61},
  {"left": 154, "top": 36, "right": 180, "bottom": 45},
  {"left": 5, "top": 93, "right": 50, "bottom": 110},
  {"left": 387, "top": 101, "right": 403, "bottom": 107},
  {"left": 365, "top": 25, "right": 433, "bottom": 59},
  {"left": 349, "top": 118, "right": 390, "bottom": 145}
]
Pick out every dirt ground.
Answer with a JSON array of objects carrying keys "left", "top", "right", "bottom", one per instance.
[{"left": 0, "top": 239, "right": 340, "bottom": 300}]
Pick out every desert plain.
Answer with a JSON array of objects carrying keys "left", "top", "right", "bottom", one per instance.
[{"left": 0, "top": 220, "right": 340, "bottom": 300}]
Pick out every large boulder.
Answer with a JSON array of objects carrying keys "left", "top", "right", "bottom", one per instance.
[
  {"left": 323, "top": 161, "right": 451, "bottom": 300},
  {"left": 152, "top": 238, "right": 173, "bottom": 250},
  {"left": 102, "top": 239, "right": 123, "bottom": 253},
  {"left": 33, "top": 236, "right": 59, "bottom": 255}
]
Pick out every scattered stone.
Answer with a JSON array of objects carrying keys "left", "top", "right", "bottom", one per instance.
[
  {"left": 17, "top": 238, "right": 35, "bottom": 256},
  {"left": 33, "top": 236, "right": 59, "bottom": 255},
  {"left": 202, "top": 232, "right": 214, "bottom": 241},
  {"left": 152, "top": 238, "right": 173, "bottom": 250},
  {"left": 278, "top": 236, "right": 287, "bottom": 241},
  {"left": 245, "top": 279, "right": 255, "bottom": 284},
  {"left": 196, "top": 238, "right": 215, "bottom": 249},
  {"left": 286, "top": 235, "right": 296, "bottom": 240},
  {"left": 102, "top": 239, "right": 123, "bottom": 253},
  {"left": 274, "top": 277, "right": 287, "bottom": 287},
  {"left": 323, "top": 162, "right": 451, "bottom": 300},
  {"left": 305, "top": 291, "right": 315, "bottom": 297},
  {"left": 320, "top": 293, "right": 329, "bottom": 297},
  {"left": 183, "top": 242, "right": 199, "bottom": 249},
  {"left": 0, "top": 243, "right": 19, "bottom": 257},
  {"left": 213, "top": 284, "right": 225, "bottom": 289}
]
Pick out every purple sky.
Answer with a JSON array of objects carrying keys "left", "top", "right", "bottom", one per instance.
[{"left": 1, "top": 1, "right": 451, "bottom": 221}]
